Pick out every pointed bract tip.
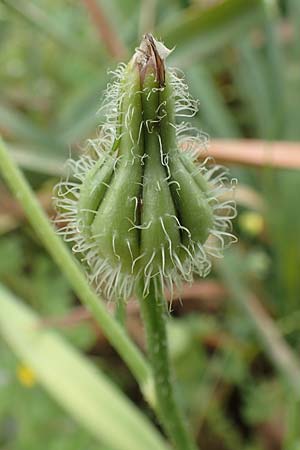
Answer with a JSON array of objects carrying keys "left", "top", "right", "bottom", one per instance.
[{"left": 132, "top": 34, "right": 173, "bottom": 86}]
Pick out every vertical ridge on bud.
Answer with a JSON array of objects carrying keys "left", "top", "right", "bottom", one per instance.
[
  {"left": 91, "top": 63, "right": 143, "bottom": 276},
  {"left": 54, "top": 34, "right": 237, "bottom": 300},
  {"left": 138, "top": 41, "right": 181, "bottom": 294}
]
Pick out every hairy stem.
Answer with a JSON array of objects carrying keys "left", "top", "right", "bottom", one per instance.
[{"left": 136, "top": 278, "right": 198, "bottom": 450}]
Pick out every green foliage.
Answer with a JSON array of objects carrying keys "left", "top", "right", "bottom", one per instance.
[
  {"left": 0, "top": 285, "right": 168, "bottom": 450},
  {"left": 0, "top": 344, "right": 100, "bottom": 450},
  {"left": 242, "top": 380, "right": 284, "bottom": 425},
  {"left": 1, "top": 0, "right": 300, "bottom": 449}
]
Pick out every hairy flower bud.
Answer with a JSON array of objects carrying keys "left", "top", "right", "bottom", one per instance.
[{"left": 55, "top": 34, "right": 237, "bottom": 299}]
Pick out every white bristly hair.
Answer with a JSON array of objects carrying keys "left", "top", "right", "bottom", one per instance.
[{"left": 54, "top": 62, "right": 237, "bottom": 301}]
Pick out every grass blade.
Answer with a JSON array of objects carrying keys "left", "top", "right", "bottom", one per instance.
[
  {"left": 232, "top": 38, "right": 274, "bottom": 139},
  {"left": 187, "top": 65, "right": 241, "bottom": 138},
  {"left": 1, "top": 0, "right": 94, "bottom": 59},
  {"left": 217, "top": 250, "right": 300, "bottom": 399},
  {"left": 0, "top": 104, "right": 65, "bottom": 154},
  {"left": 0, "top": 136, "right": 152, "bottom": 401},
  {"left": 158, "top": 0, "right": 264, "bottom": 62},
  {"left": 0, "top": 284, "right": 169, "bottom": 450},
  {"left": 8, "top": 144, "right": 67, "bottom": 176}
]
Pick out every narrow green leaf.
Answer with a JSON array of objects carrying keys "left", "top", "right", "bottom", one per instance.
[
  {"left": 8, "top": 144, "right": 67, "bottom": 176},
  {"left": 287, "top": 0, "right": 300, "bottom": 56},
  {"left": 217, "top": 250, "right": 300, "bottom": 399},
  {"left": 158, "top": 0, "right": 264, "bottom": 62},
  {"left": 0, "top": 136, "right": 153, "bottom": 409},
  {"left": 0, "top": 284, "right": 169, "bottom": 450},
  {"left": 187, "top": 65, "right": 241, "bottom": 138},
  {"left": 1, "top": 0, "right": 92, "bottom": 58},
  {"left": 54, "top": 77, "right": 107, "bottom": 144},
  {"left": 0, "top": 104, "right": 65, "bottom": 154},
  {"left": 262, "top": 0, "right": 287, "bottom": 139},
  {"left": 232, "top": 38, "right": 274, "bottom": 139}
]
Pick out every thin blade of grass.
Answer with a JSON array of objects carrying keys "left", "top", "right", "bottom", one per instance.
[
  {"left": 217, "top": 250, "right": 300, "bottom": 399},
  {"left": 54, "top": 77, "right": 108, "bottom": 144},
  {"left": 7, "top": 145, "right": 67, "bottom": 176},
  {"left": 187, "top": 65, "right": 241, "bottom": 138},
  {"left": 158, "top": 0, "right": 264, "bottom": 63},
  {"left": 0, "top": 104, "right": 65, "bottom": 155},
  {"left": 0, "top": 284, "right": 169, "bottom": 450},
  {"left": 262, "top": 0, "right": 287, "bottom": 139},
  {"left": 0, "top": 136, "right": 152, "bottom": 402},
  {"left": 0, "top": 0, "right": 101, "bottom": 62},
  {"left": 232, "top": 38, "right": 274, "bottom": 139},
  {"left": 1, "top": 0, "right": 79, "bottom": 51}
]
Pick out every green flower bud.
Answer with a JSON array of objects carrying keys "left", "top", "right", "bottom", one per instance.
[{"left": 55, "top": 34, "right": 237, "bottom": 299}]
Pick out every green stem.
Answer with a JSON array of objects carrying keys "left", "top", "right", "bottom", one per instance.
[
  {"left": 0, "top": 137, "right": 151, "bottom": 397},
  {"left": 136, "top": 278, "right": 198, "bottom": 450},
  {"left": 115, "top": 297, "right": 126, "bottom": 326}
]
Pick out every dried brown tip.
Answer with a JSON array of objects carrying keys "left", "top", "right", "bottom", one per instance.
[{"left": 133, "top": 34, "right": 172, "bottom": 86}]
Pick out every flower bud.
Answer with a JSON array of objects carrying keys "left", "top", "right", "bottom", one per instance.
[{"left": 55, "top": 34, "right": 237, "bottom": 299}]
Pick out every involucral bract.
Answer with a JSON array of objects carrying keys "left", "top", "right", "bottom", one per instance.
[{"left": 55, "top": 34, "right": 237, "bottom": 299}]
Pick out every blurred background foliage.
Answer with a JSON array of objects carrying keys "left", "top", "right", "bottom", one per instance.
[{"left": 1, "top": 0, "right": 300, "bottom": 449}]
